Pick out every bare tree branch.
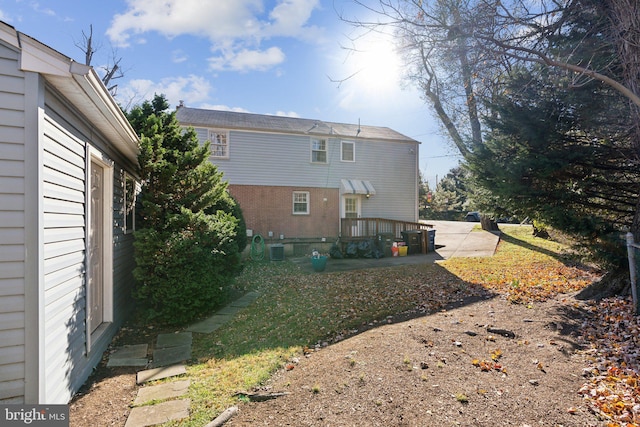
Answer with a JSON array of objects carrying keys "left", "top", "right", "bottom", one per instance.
[
  {"left": 472, "top": 32, "right": 640, "bottom": 107},
  {"left": 75, "top": 25, "right": 125, "bottom": 97}
]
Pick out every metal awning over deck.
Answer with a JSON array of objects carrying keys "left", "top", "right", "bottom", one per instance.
[{"left": 341, "top": 179, "right": 376, "bottom": 195}]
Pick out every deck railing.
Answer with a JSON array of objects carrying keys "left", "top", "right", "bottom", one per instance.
[{"left": 340, "top": 217, "right": 433, "bottom": 241}]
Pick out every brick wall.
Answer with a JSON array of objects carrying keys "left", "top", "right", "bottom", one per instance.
[{"left": 229, "top": 184, "right": 340, "bottom": 240}]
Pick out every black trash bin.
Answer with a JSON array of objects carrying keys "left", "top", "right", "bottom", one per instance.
[
  {"left": 401, "top": 230, "right": 422, "bottom": 255},
  {"left": 377, "top": 233, "right": 394, "bottom": 257},
  {"left": 427, "top": 229, "right": 436, "bottom": 252}
]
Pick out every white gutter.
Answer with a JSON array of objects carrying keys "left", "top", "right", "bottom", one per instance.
[
  {"left": 10, "top": 23, "right": 139, "bottom": 163},
  {"left": 68, "top": 62, "right": 140, "bottom": 162}
]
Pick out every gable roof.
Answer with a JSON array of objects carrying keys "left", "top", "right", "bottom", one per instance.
[
  {"left": 0, "top": 21, "right": 139, "bottom": 163},
  {"left": 176, "top": 106, "right": 420, "bottom": 144}
]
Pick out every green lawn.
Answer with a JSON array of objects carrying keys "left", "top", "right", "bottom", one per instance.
[{"left": 164, "top": 225, "right": 598, "bottom": 426}]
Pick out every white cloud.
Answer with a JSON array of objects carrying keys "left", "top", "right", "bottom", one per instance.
[
  {"left": 107, "top": 0, "right": 263, "bottom": 46},
  {"left": 107, "top": 0, "right": 321, "bottom": 72},
  {"left": 30, "top": 2, "right": 56, "bottom": 17},
  {"left": 274, "top": 110, "right": 300, "bottom": 117},
  {"left": 209, "top": 46, "right": 285, "bottom": 72},
  {"left": 266, "top": 0, "right": 320, "bottom": 38},
  {"left": 171, "top": 49, "right": 188, "bottom": 63},
  {"left": 117, "top": 75, "right": 213, "bottom": 110}
]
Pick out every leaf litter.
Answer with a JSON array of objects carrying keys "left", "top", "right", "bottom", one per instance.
[
  {"left": 227, "top": 227, "right": 640, "bottom": 426},
  {"left": 70, "top": 226, "right": 639, "bottom": 426},
  {"left": 578, "top": 296, "right": 640, "bottom": 426}
]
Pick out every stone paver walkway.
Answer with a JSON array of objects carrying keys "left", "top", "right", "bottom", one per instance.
[
  {"left": 151, "top": 332, "right": 192, "bottom": 368},
  {"left": 133, "top": 380, "right": 191, "bottom": 405},
  {"left": 105, "top": 291, "right": 260, "bottom": 427},
  {"left": 136, "top": 364, "right": 187, "bottom": 384},
  {"left": 107, "top": 344, "right": 149, "bottom": 367},
  {"left": 187, "top": 291, "right": 260, "bottom": 334},
  {"left": 124, "top": 399, "right": 190, "bottom": 427}
]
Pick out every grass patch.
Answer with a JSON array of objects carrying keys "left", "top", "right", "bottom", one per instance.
[
  {"left": 163, "top": 225, "right": 598, "bottom": 425},
  {"left": 441, "top": 225, "right": 600, "bottom": 303}
]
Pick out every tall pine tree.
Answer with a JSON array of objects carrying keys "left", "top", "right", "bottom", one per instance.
[
  {"left": 468, "top": 64, "right": 636, "bottom": 265},
  {"left": 128, "top": 95, "right": 244, "bottom": 324}
]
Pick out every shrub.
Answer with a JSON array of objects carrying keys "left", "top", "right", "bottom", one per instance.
[
  {"left": 127, "top": 95, "right": 245, "bottom": 324},
  {"left": 133, "top": 210, "right": 240, "bottom": 324}
]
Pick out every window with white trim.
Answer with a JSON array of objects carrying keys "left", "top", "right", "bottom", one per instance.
[
  {"left": 209, "top": 129, "right": 229, "bottom": 158},
  {"left": 124, "top": 174, "right": 139, "bottom": 234},
  {"left": 311, "top": 138, "right": 327, "bottom": 163},
  {"left": 341, "top": 140, "right": 355, "bottom": 162},
  {"left": 293, "top": 191, "right": 310, "bottom": 214}
]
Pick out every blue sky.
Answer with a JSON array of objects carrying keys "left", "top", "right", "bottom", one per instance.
[{"left": 0, "top": 0, "right": 461, "bottom": 185}]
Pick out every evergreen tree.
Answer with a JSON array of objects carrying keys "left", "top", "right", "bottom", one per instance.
[
  {"left": 128, "top": 94, "right": 244, "bottom": 324},
  {"left": 425, "top": 167, "right": 471, "bottom": 220},
  {"left": 418, "top": 171, "right": 431, "bottom": 218},
  {"left": 468, "top": 63, "right": 637, "bottom": 265}
]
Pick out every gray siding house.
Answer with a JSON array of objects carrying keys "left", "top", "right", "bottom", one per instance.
[
  {"left": 0, "top": 22, "right": 139, "bottom": 403},
  {"left": 176, "top": 106, "right": 420, "bottom": 254}
]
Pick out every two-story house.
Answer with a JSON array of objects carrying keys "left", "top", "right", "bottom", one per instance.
[{"left": 176, "top": 106, "right": 421, "bottom": 257}]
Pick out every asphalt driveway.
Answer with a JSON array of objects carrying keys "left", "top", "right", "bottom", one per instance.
[{"left": 292, "top": 220, "right": 501, "bottom": 273}]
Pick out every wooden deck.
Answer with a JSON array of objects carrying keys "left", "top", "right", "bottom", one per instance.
[
  {"left": 340, "top": 217, "right": 433, "bottom": 240},
  {"left": 339, "top": 218, "right": 435, "bottom": 255}
]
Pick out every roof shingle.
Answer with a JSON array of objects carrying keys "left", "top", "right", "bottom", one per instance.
[{"left": 175, "top": 107, "right": 419, "bottom": 143}]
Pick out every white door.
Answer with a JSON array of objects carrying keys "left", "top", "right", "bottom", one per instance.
[
  {"left": 343, "top": 196, "right": 361, "bottom": 236},
  {"left": 88, "top": 160, "right": 104, "bottom": 333}
]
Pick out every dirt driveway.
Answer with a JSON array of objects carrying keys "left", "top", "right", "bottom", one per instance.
[{"left": 227, "top": 293, "right": 605, "bottom": 427}]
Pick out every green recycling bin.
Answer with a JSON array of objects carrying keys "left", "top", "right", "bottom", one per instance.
[{"left": 311, "top": 256, "right": 327, "bottom": 272}]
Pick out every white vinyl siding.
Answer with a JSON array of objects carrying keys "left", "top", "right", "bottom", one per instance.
[
  {"left": 0, "top": 24, "right": 139, "bottom": 404},
  {"left": 41, "top": 112, "right": 88, "bottom": 403},
  {"left": 0, "top": 42, "right": 26, "bottom": 403},
  {"left": 197, "top": 129, "right": 418, "bottom": 221},
  {"left": 38, "top": 93, "right": 136, "bottom": 404}
]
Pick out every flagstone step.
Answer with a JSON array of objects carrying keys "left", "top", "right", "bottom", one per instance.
[
  {"left": 186, "top": 291, "right": 260, "bottom": 333},
  {"left": 229, "top": 291, "right": 260, "bottom": 308},
  {"left": 156, "top": 332, "right": 192, "bottom": 348},
  {"left": 213, "top": 305, "right": 241, "bottom": 316},
  {"left": 124, "top": 398, "right": 190, "bottom": 427},
  {"left": 107, "top": 344, "right": 149, "bottom": 367},
  {"left": 151, "top": 344, "right": 191, "bottom": 368},
  {"left": 137, "top": 364, "right": 186, "bottom": 384},
  {"left": 123, "top": 292, "right": 261, "bottom": 427},
  {"left": 133, "top": 379, "right": 191, "bottom": 405},
  {"left": 186, "top": 314, "right": 234, "bottom": 334}
]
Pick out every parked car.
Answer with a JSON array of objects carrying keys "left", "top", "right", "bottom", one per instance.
[{"left": 465, "top": 211, "right": 481, "bottom": 222}]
